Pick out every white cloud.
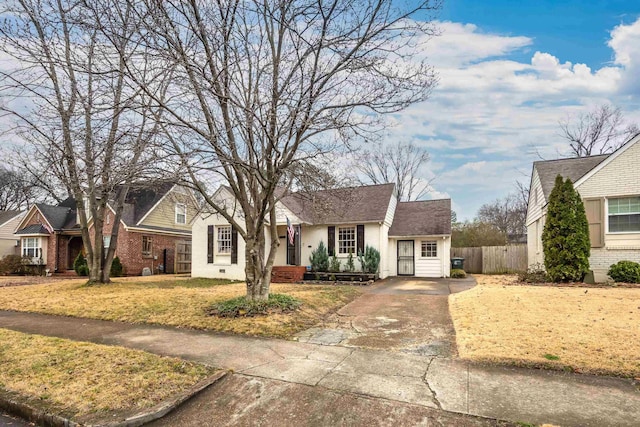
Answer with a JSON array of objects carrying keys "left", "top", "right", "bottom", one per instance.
[
  {"left": 382, "top": 17, "right": 640, "bottom": 219},
  {"left": 425, "top": 21, "right": 532, "bottom": 67}
]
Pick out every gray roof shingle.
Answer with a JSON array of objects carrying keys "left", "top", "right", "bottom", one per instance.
[
  {"left": 534, "top": 155, "right": 609, "bottom": 201},
  {"left": 36, "top": 204, "right": 75, "bottom": 230},
  {"left": 0, "top": 210, "right": 20, "bottom": 227},
  {"left": 279, "top": 183, "right": 396, "bottom": 224},
  {"left": 15, "top": 224, "right": 50, "bottom": 235},
  {"left": 389, "top": 199, "right": 451, "bottom": 237}
]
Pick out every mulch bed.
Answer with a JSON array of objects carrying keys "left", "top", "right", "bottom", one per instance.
[{"left": 300, "top": 280, "right": 374, "bottom": 287}]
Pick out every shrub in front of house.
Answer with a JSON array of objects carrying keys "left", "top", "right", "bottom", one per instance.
[
  {"left": 74, "top": 252, "right": 89, "bottom": 276},
  {"left": 450, "top": 269, "right": 466, "bottom": 278},
  {"left": 110, "top": 256, "right": 124, "bottom": 277},
  {"left": 0, "top": 255, "right": 26, "bottom": 275},
  {"left": 309, "top": 241, "right": 329, "bottom": 272},
  {"left": 358, "top": 245, "right": 380, "bottom": 274},
  {"left": 542, "top": 175, "right": 590, "bottom": 282},
  {"left": 328, "top": 255, "right": 341, "bottom": 273},
  {"left": 608, "top": 260, "right": 640, "bottom": 283},
  {"left": 518, "top": 263, "right": 549, "bottom": 283},
  {"left": 344, "top": 250, "right": 355, "bottom": 273}
]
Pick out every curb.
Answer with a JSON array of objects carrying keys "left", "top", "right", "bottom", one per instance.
[{"left": 0, "top": 370, "right": 229, "bottom": 427}]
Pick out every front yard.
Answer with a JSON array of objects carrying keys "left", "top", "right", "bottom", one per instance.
[
  {"left": 0, "top": 328, "right": 214, "bottom": 423},
  {"left": 0, "top": 276, "right": 364, "bottom": 338},
  {"left": 450, "top": 275, "right": 640, "bottom": 377}
]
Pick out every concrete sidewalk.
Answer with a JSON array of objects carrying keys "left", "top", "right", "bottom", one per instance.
[{"left": 0, "top": 310, "right": 638, "bottom": 426}]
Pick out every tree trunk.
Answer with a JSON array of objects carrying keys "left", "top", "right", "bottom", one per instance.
[{"left": 244, "top": 231, "right": 271, "bottom": 301}]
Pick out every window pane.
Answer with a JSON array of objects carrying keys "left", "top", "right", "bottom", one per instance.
[
  {"left": 338, "top": 227, "right": 355, "bottom": 254},
  {"left": 218, "top": 226, "right": 232, "bottom": 253},
  {"left": 609, "top": 214, "right": 640, "bottom": 232},
  {"left": 421, "top": 241, "right": 437, "bottom": 257}
]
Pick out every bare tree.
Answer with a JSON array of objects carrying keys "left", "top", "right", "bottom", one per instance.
[
  {"left": 559, "top": 104, "right": 639, "bottom": 157},
  {"left": 355, "top": 140, "right": 431, "bottom": 201},
  {"left": 476, "top": 193, "right": 527, "bottom": 237},
  {"left": 0, "top": 0, "right": 161, "bottom": 283},
  {"left": 132, "top": 0, "right": 439, "bottom": 300},
  {"left": 0, "top": 166, "right": 37, "bottom": 211}
]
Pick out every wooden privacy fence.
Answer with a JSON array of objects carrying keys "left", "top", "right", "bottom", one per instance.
[{"left": 451, "top": 244, "right": 527, "bottom": 274}]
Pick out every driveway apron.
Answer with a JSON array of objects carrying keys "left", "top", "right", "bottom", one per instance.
[{"left": 295, "top": 276, "right": 476, "bottom": 357}]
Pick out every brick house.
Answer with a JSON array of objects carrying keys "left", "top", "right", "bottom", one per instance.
[
  {"left": 13, "top": 183, "right": 199, "bottom": 275},
  {"left": 526, "top": 133, "right": 640, "bottom": 282}
]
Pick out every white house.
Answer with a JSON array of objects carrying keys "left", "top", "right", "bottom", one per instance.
[
  {"left": 526, "top": 133, "right": 640, "bottom": 282},
  {"left": 191, "top": 183, "right": 452, "bottom": 281}
]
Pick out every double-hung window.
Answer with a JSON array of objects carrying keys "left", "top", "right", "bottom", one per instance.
[
  {"left": 142, "top": 236, "right": 152, "bottom": 257},
  {"left": 175, "top": 203, "right": 187, "bottom": 225},
  {"left": 338, "top": 227, "right": 355, "bottom": 254},
  {"left": 217, "top": 226, "right": 232, "bottom": 253},
  {"left": 421, "top": 241, "right": 437, "bottom": 258},
  {"left": 22, "top": 238, "right": 41, "bottom": 258},
  {"left": 608, "top": 197, "right": 640, "bottom": 233}
]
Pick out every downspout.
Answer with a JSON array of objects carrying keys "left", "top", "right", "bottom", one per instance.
[{"left": 55, "top": 231, "right": 59, "bottom": 273}]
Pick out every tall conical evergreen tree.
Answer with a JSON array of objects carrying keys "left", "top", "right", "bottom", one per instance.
[{"left": 542, "top": 175, "right": 590, "bottom": 282}]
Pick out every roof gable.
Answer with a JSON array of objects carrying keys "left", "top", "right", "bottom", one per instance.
[
  {"left": 389, "top": 199, "right": 451, "bottom": 237},
  {"left": 534, "top": 154, "right": 609, "bottom": 201},
  {"left": 0, "top": 210, "right": 21, "bottom": 228},
  {"left": 574, "top": 133, "right": 640, "bottom": 188}
]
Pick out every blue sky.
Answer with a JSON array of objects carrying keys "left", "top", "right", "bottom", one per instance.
[{"left": 393, "top": 1, "right": 640, "bottom": 220}]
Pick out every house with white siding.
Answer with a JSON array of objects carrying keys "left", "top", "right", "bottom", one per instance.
[
  {"left": 191, "top": 183, "right": 452, "bottom": 281},
  {"left": 526, "top": 133, "right": 640, "bottom": 282}
]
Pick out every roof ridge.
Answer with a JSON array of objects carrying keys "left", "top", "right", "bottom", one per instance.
[
  {"left": 289, "top": 182, "right": 394, "bottom": 197},
  {"left": 398, "top": 198, "right": 450, "bottom": 204},
  {"left": 533, "top": 153, "right": 609, "bottom": 165}
]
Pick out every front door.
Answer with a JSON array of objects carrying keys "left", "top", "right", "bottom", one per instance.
[
  {"left": 286, "top": 225, "right": 301, "bottom": 266},
  {"left": 67, "top": 236, "right": 84, "bottom": 270},
  {"left": 397, "top": 240, "right": 415, "bottom": 276}
]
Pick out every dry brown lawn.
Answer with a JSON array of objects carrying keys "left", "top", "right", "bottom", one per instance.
[
  {"left": 450, "top": 275, "right": 640, "bottom": 377},
  {"left": 0, "top": 276, "right": 363, "bottom": 338},
  {"left": 0, "top": 328, "right": 213, "bottom": 422}
]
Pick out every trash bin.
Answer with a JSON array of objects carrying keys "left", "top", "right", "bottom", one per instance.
[{"left": 451, "top": 257, "right": 465, "bottom": 270}]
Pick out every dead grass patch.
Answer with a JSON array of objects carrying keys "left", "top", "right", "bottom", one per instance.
[
  {"left": 0, "top": 328, "right": 213, "bottom": 422},
  {"left": 451, "top": 275, "right": 640, "bottom": 377},
  {"left": 0, "top": 277, "right": 363, "bottom": 338}
]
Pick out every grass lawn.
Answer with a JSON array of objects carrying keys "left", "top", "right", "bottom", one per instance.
[
  {"left": 0, "top": 328, "right": 214, "bottom": 423},
  {"left": 0, "top": 277, "right": 364, "bottom": 338},
  {"left": 450, "top": 275, "right": 640, "bottom": 377}
]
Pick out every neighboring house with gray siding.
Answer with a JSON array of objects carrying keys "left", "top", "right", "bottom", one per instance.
[
  {"left": 526, "top": 133, "right": 640, "bottom": 282},
  {"left": 191, "top": 183, "right": 452, "bottom": 280},
  {"left": 0, "top": 211, "right": 25, "bottom": 258}
]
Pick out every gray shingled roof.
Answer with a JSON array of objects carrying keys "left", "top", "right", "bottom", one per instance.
[
  {"left": 279, "top": 183, "right": 396, "bottom": 224},
  {"left": 389, "top": 199, "right": 451, "bottom": 237},
  {"left": 0, "top": 210, "right": 20, "bottom": 227},
  {"left": 534, "top": 154, "right": 609, "bottom": 201},
  {"left": 36, "top": 204, "right": 75, "bottom": 230},
  {"left": 15, "top": 224, "right": 50, "bottom": 235},
  {"left": 115, "top": 181, "right": 175, "bottom": 226}
]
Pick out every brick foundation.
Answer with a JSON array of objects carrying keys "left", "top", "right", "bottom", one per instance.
[{"left": 271, "top": 266, "right": 306, "bottom": 283}]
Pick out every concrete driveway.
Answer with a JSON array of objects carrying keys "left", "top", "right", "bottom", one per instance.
[{"left": 295, "top": 276, "right": 475, "bottom": 356}]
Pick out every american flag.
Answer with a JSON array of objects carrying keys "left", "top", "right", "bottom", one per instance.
[{"left": 287, "top": 217, "right": 295, "bottom": 245}]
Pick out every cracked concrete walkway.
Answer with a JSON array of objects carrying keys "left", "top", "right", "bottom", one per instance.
[{"left": 0, "top": 309, "right": 639, "bottom": 426}]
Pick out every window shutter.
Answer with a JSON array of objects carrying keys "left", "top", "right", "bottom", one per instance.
[
  {"left": 328, "top": 226, "right": 335, "bottom": 256},
  {"left": 357, "top": 224, "right": 365, "bottom": 255},
  {"left": 584, "top": 198, "right": 604, "bottom": 248},
  {"left": 231, "top": 226, "right": 238, "bottom": 265},
  {"left": 207, "top": 225, "right": 214, "bottom": 263}
]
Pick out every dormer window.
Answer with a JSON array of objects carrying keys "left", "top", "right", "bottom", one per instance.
[{"left": 175, "top": 203, "right": 187, "bottom": 225}]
